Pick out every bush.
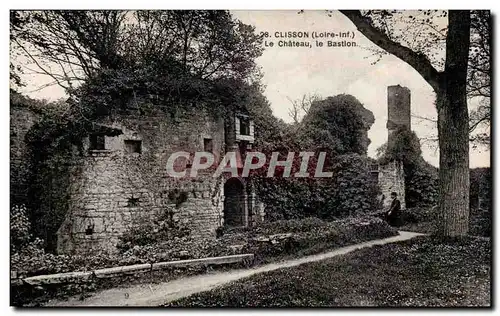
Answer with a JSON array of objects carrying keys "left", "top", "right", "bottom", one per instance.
[
  {"left": 119, "top": 236, "right": 234, "bottom": 263},
  {"left": 405, "top": 159, "right": 438, "bottom": 208},
  {"left": 470, "top": 168, "right": 491, "bottom": 210},
  {"left": 399, "top": 206, "right": 491, "bottom": 237},
  {"left": 117, "top": 207, "right": 191, "bottom": 252},
  {"left": 469, "top": 208, "right": 491, "bottom": 237},
  {"left": 220, "top": 216, "right": 398, "bottom": 264},
  {"left": 325, "top": 154, "right": 381, "bottom": 218},
  {"left": 11, "top": 204, "right": 32, "bottom": 251},
  {"left": 377, "top": 127, "right": 438, "bottom": 208},
  {"left": 257, "top": 154, "right": 381, "bottom": 221}
]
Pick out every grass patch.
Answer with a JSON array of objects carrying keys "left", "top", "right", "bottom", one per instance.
[
  {"left": 12, "top": 215, "right": 397, "bottom": 306},
  {"left": 394, "top": 207, "right": 491, "bottom": 237},
  {"left": 220, "top": 216, "right": 398, "bottom": 265},
  {"left": 166, "top": 235, "right": 491, "bottom": 307}
]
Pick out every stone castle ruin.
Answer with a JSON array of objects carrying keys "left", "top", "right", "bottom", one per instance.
[
  {"left": 373, "top": 85, "right": 410, "bottom": 209},
  {"left": 55, "top": 106, "right": 267, "bottom": 255},
  {"left": 10, "top": 84, "right": 411, "bottom": 255}
]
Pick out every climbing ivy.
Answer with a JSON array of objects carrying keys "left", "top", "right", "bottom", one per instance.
[{"left": 377, "top": 127, "right": 438, "bottom": 208}]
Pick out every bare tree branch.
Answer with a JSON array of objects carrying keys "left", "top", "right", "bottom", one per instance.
[{"left": 340, "top": 10, "right": 442, "bottom": 91}]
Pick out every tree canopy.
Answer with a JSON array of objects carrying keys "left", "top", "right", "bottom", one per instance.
[
  {"left": 339, "top": 10, "right": 483, "bottom": 235},
  {"left": 301, "top": 94, "right": 375, "bottom": 155},
  {"left": 11, "top": 10, "right": 263, "bottom": 93}
]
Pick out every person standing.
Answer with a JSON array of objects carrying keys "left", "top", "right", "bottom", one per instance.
[{"left": 386, "top": 192, "right": 401, "bottom": 226}]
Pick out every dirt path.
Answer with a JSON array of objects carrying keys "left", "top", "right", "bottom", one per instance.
[{"left": 45, "top": 231, "right": 424, "bottom": 307}]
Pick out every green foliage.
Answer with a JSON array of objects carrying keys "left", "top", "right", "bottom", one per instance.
[
  {"left": 13, "top": 16, "right": 267, "bottom": 248},
  {"left": 405, "top": 158, "right": 439, "bottom": 207},
  {"left": 399, "top": 205, "right": 491, "bottom": 237},
  {"left": 117, "top": 207, "right": 191, "bottom": 252},
  {"left": 469, "top": 208, "right": 491, "bottom": 237},
  {"left": 252, "top": 94, "right": 379, "bottom": 221},
  {"left": 326, "top": 154, "right": 381, "bottom": 218},
  {"left": 245, "top": 84, "right": 288, "bottom": 148},
  {"left": 378, "top": 127, "right": 438, "bottom": 208},
  {"left": 256, "top": 154, "right": 381, "bottom": 221},
  {"left": 301, "top": 94, "right": 375, "bottom": 155},
  {"left": 13, "top": 11, "right": 263, "bottom": 90},
  {"left": 10, "top": 205, "right": 32, "bottom": 251},
  {"left": 470, "top": 167, "right": 491, "bottom": 209},
  {"left": 379, "top": 127, "right": 422, "bottom": 166},
  {"left": 167, "top": 235, "right": 491, "bottom": 307},
  {"left": 218, "top": 215, "right": 397, "bottom": 265}
]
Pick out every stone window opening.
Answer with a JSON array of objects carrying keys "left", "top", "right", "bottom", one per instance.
[
  {"left": 127, "top": 197, "right": 140, "bottom": 207},
  {"left": 168, "top": 189, "right": 189, "bottom": 207},
  {"left": 125, "top": 140, "right": 142, "bottom": 154},
  {"left": 89, "top": 134, "right": 105, "bottom": 150},
  {"left": 204, "top": 138, "right": 213, "bottom": 153},
  {"left": 239, "top": 116, "right": 251, "bottom": 136},
  {"left": 85, "top": 223, "right": 94, "bottom": 235}
]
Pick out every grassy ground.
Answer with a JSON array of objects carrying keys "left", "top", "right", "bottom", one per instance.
[
  {"left": 397, "top": 207, "right": 491, "bottom": 237},
  {"left": 166, "top": 235, "right": 491, "bottom": 307},
  {"left": 12, "top": 216, "right": 396, "bottom": 306}
]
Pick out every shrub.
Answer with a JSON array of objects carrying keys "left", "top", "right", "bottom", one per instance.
[
  {"left": 325, "top": 154, "right": 381, "bottom": 218},
  {"left": 377, "top": 127, "right": 439, "bottom": 208},
  {"left": 470, "top": 168, "right": 491, "bottom": 210},
  {"left": 469, "top": 208, "right": 491, "bottom": 237},
  {"left": 405, "top": 159, "right": 439, "bottom": 208},
  {"left": 301, "top": 94, "right": 375, "bottom": 155},
  {"left": 399, "top": 206, "right": 491, "bottom": 237},
  {"left": 11, "top": 204, "right": 32, "bottom": 251},
  {"left": 257, "top": 154, "right": 381, "bottom": 221},
  {"left": 117, "top": 207, "right": 191, "bottom": 252},
  {"left": 220, "top": 216, "right": 398, "bottom": 264}
]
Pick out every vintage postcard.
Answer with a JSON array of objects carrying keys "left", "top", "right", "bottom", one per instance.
[{"left": 10, "top": 9, "right": 491, "bottom": 307}]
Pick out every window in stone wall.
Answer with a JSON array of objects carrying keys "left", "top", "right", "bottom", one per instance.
[
  {"left": 204, "top": 138, "right": 213, "bottom": 153},
  {"left": 239, "top": 116, "right": 251, "bottom": 136},
  {"left": 85, "top": 224, "right": 94, "bottom": 235},
  {"left": 89, "top": 134, "right": 105, "bottom": 150},
  {"left": 127, "top": 197, "right": 140, "bottom": 207},
  {"left": 125, "top": 140, "right": 142, "bottom": 154}
]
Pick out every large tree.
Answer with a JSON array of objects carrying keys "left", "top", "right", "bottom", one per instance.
[
  {"left": 340, "top": 10, "right": 475, "bottom": 236},
  {"left": 11, "top": 10, "right": 262, "bottom": 93},
  {"left": 301, "top": 94, "right": 375, "bottom": 155}
]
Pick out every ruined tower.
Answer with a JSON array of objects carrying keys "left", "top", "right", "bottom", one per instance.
[
  {"left": 378, "top": 85, "right": 410, "bottom": 209},
  {"left": 387, "top": 85, "right": 411, "bottom": 142}
]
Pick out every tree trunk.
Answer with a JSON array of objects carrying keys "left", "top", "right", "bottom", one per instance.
[{"left": 436, "top": 11, "right": 471, "bottom": 236}]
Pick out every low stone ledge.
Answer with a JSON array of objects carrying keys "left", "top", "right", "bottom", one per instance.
[
  {"left": 152, "top": 253, "right": 254, "bottom": 270},
  {"left": 94, "top": 263, "right": 152, "bottom": 278},
  {"left": 12, "top": 253, "right": 255, "bottom": 286},
  {"left": 23, "top": 271, "right": 93, "bottom": 286}
]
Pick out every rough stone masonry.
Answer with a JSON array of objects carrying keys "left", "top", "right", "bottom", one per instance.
[
  {"left": 377, "top": 85, "right": 410, "bottom": 209},
  {"left": 54, "top": 103, "right": 265, "bottom": 255},
  {"left": 11, "top": 85, "right": 411, "bottom": 255}
]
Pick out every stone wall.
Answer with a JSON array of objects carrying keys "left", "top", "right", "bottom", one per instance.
[
  {"left": 380, "top": 85, "right": 411, "bottom": 210},
  {"left": 378, "top": 160, "right": 406, "bottom": 210},
  {"left": 57, "top": 108, "right": 226, "bottom": 255},
  {"left": 10, "top": 106, "right": 40, "bottom": 205}
]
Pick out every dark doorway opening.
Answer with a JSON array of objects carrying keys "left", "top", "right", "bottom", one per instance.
[{"left": 223, "top": 178, "right": 246, "bottom": 227}]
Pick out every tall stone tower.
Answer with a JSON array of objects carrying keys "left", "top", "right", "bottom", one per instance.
[
  {"left": 378, "top": 85, "right": 410, "bottom": 209},
  {"left": 387, "top": 85, "right": 411, "bottom": 142}
]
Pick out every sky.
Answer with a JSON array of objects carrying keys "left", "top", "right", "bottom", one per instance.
[{"left": 17, "top": 10, "right": 490, "bottom": 168}]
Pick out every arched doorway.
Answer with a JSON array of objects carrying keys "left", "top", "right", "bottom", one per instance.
[{"left": 223, "top": 177, "right": 246, "bottom": 227}]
